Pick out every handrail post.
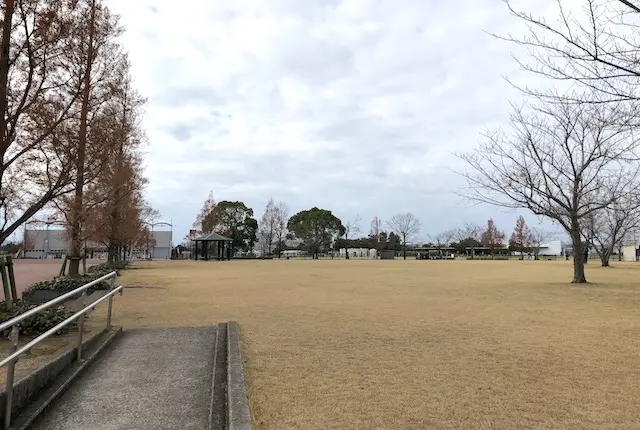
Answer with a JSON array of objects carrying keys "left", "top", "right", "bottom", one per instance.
[
  {"left": 106, "top": 274, "right": 116, "bottom": 331},
  {"left": 0, "top": 257, "right": 12, "bottom": 310},
  {"left": 106, "top": 295, "right": 113, "bottom": 331},
  {"left": 4, "top": 326, "right": 19, "bottom": 430},
  {"left": 5, "top": 256, "right": 17, "bottom": 304},
  {"left": 76, "top": 290, "right": 87, "bottom": 361}
]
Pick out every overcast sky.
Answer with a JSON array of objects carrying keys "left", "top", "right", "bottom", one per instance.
[{"left": 106, "top": 0, "right": 567, "bottom": 243}]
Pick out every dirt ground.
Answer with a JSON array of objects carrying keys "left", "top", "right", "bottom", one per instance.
[
  {"left": 99, "top": 261, "right": 640, "bottom": 428},
  {"left": 4, "top": 259, "right": 102, "bottom": 300}
]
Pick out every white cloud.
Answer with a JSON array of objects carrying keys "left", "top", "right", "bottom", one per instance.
[{"left": 107, "top": 0, "right": 564, "bottom": 241}]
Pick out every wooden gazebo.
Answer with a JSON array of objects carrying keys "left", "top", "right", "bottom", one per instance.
[{"left": 193, "top": 232, "right": 233, "bottom": 261}]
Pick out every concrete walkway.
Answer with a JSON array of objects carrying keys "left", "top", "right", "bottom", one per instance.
[{"left": 32, "top": 327, "right": 215, "bottom": 430}]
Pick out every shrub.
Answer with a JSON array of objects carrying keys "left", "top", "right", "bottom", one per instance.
[
  {"left": 26, "top": 274, "right": 110, "bottom": 294},
  {"left": 87, "top": 261, "right": 128, "bottom": 276},
  {"left": 0, "top": 300, "right": 75, "bottom": 337}
]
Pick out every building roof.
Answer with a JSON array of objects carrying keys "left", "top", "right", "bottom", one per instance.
[{"left": 193, "top": 232, "right": 233, "bottom": 242}]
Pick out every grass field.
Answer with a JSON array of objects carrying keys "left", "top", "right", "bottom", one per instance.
[{"left": 114, "top": 259, "right": 640, "bottom": 429}]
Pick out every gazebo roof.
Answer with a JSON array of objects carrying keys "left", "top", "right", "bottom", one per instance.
[{"left": 193, "top": 232, "right": 233, "bottom": 242}]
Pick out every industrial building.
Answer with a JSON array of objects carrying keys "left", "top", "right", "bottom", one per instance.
[{"left": 22, "top": 228, "right": 172, "bottom": 260}]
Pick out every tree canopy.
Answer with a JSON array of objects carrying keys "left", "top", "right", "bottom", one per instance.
[
  {"left": 287, "top": 207, "right": 344, "bottom": 259},
  {"left": 215, "top": 201, "right": 258, "bottom": 253}
]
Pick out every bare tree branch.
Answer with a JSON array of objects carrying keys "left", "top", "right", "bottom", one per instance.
[
  {"left": 456, "top": 96, "right": 639, "bottom": 282},
  {"left": 499, "top": 0, "right": 640, "bottom": 102},
  {"left": 387, "top": 213, "right": 421, "bottom": 260}
]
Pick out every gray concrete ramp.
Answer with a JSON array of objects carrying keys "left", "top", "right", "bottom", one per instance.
[{"left": 31, "top": 327, "right": 215, "bottom": 430}]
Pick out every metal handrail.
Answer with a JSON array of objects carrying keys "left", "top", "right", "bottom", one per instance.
[
  {"left": 0, "top": 271, "right": 123, "bottom": 429},
  {"left": 0, "top": 271, "right": 117, "bottom": 333},
  {"left": 0, "top": 286, "right": 123, "bottom": 369}
]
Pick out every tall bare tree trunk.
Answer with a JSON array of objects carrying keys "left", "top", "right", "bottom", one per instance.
[
  {"left": 106, "top": 93, "right": 126, "bottom": 265},
  {"left": 344, "top": 232, "right": 350, "bottom": 260},
  {"left": 570, "top": 218, "right": 586, "bottom": 283},
  {"left": 0, "top": 0, "right": 13, "bottom": 145},
  {"left": 68, "top": 1, "right": 96, "bottom": 276},
  {"left": 0, "top": 0, "right": 14, "bottom": 214},
  {"left": 402, "top": 233, "right": 407, "bottom": 260}
]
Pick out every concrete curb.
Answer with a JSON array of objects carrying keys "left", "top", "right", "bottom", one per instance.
[
  {"left": 9, "top": 327, "right": 123, "bottom": 430},
  {"left": 227, "top": 321, "right": 252, "bottom": 430},
  {"left": 208, "top": 321, "right": 253, "bottom": 430},
  {"left": 209, "top": 323, "right": 227, "bottom": 430}
]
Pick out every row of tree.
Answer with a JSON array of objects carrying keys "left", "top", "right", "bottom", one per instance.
[
  {"left": 195, "top": 194, "right": 581, "bottom": 261},
  {"left": 193, "top": 189, "right": 636, "bottom": 266},
  {"left": 458, "top": 0, "right": 640, "bottom": 283},
  {"left": 0, "top": 0, "right": 154, "bottom": 274},
  {"left": 432, "top": 217, "right": 556, "bottom": 259},
  {"left": 191, "top": 194, "right": 424, "bottom": 259}
]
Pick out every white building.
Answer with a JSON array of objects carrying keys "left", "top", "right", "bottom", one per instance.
[
  {"left": 23, "top": 228, "right": 172, "bottom": 260},
  {"left": 538, "top": 240, "right": 567, "bottom": 256},
  {"left": 339, "top": 248, "right": 378, "bottom": 259},
  {"left": 147, "top": 230, "right": 172, "bottom": 259},
  {"left": 23, "top": 228, "right": 70, "bottom": 259},
  {"left": 622, "top": 244, "right": 640, "bottom": 262},
  {"left": 281, "top": 249, "right": 307, "bottom": 258}
]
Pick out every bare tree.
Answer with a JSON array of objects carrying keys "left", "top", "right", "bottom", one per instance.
[
  {"left": 65, "top": 0, "right": 126, "bottom": 276},
  {"left": 387, "top": 213, "right": 421, "bottom": 260},
  {"left": 259, "top": 198, "right": 278, "bottom": 256},
  {"left": 500, "top": 0, "right": 640, "bottom": 102},
  {"left": 526, "top": 227, "right": 558, "bottom": 261},
  {"left": 273, "top": 201, "right": 289, "bottom": 258},
  {"left": 0, "top": 1, "right": 85, "bottom": 244},
  {"left": 582, "top": 193, "right": 640, "bottom": 266},
  {"left": 456, "top": 222, "right": 483, "bottom": 259},
  {"left": 430, "top": 229, "right": 456, "bottom": 257},
  {"left": 368, "top": 216, "right": 383, "bottom": 257},
  {"left": 509, "top": 216, "right": 533, "bottom": 259},
  {"left": 342, "top": 215, "right": 361, "bottom": 259},
  {"left": 458, "top": 95, "right": 640, "bottom": 283},
  {"left": 480, "top": 219, "right": 506, "bottom": 258}
]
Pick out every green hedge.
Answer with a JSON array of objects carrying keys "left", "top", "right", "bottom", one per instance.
[
  {"left": 0, "top": 300, "right": 75, "bottom": 337},
  {"left": 25, "top": 261, "right": 129, "bottom": 294},
  {"left": 87, "top": 261, "right": 129, "bottom": 277},
  {"left": 26, "top": 274, "right": 110, "bottom": 294}
]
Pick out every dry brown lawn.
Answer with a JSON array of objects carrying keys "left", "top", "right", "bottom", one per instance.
[{"left": 111, "top": 260, "right": 640, "bottom": 429}]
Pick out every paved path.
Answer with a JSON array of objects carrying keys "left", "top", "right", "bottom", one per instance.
[
  {"left": 32, "top": 327, "right": 215, "bottom": 430},
  {"left": 5, "top": 259, "right": 101, "bottom": 300}
]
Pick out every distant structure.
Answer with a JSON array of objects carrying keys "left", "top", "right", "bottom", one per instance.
[
  {"left": 23, "top": 228, "right": 69, "bottom": 259},
  {"left": 621, "top": 242, "right": 640, "bottom": 262},
  {"left": 339, "top": 248, "right": 377, "bottom": 259},
  {"left": 537, "top": 240, "right": 567, "bottom": 257},
  {"left": 22, "top": 226, "right": 172, "bottom": 260},
  {"left": 379, "top": 250, "right": 395, "bottom": 260},
  {"left": 147, "top": 230, "right": 172, "bottom": 259}
]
